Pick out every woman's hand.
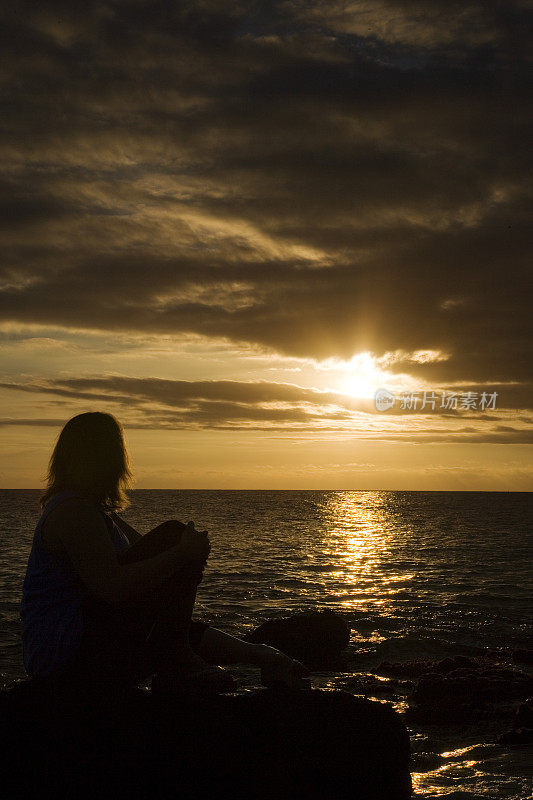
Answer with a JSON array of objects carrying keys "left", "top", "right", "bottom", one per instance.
[
  {"left": 178, "top": 521, "right": 211, "bottom": 563},
  {"left": 252, "top": 644, "right": 311, "bottom": 690}
]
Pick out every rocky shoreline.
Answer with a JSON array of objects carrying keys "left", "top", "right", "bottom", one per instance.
[
  {"left": 249, "top": 611, "right": 533, "bottom": 745},
  {"left": 2, "top": 612, "right": 531, "bottom": 798}
]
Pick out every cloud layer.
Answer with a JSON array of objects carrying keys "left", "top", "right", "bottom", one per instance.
[
  {"left": 1, "top": 376, "right": 530, "bottom": 447},
  {"left": 0, "top": 0, "right": 531, "bottom": 395}
]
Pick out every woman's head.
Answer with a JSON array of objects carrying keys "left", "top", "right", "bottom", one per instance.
[{"left": 40, "top": 412, "right": 133, "bottom": 510}]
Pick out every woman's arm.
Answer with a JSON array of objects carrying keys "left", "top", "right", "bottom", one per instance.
[
  {"left": 49, "top": 498, "right": 209, "bottom": 603},
  {"left": 196, "top": 628, "right": 311, "bottom": 689},
  {"left": 110, "top": 512, "right": 143, "bottom": 544}
]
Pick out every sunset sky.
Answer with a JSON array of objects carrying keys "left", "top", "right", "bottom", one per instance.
[{"left": 1, "top": 1, "right": 531, "bottom": 490}]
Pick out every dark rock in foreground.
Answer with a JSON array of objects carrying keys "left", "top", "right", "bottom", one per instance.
[
  {"left": 246, "top": 610, "right": 351, "bottom": 667},
  {"left": 1, "top": 681, "right": 411, "bottom": 800}
]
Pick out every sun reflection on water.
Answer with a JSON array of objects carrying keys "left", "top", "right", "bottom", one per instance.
[{"left": 315, "top": 491, "right": 415, "bottom": 610}]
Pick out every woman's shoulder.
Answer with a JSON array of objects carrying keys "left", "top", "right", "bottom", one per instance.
[
  {"left": 42, "top": 495, "right": 106, "bottom": 538},
  {"left": 42, "top": 497, "right": 112, "bottom": 558},
  {"left": 40, "top": 497, "right": 94, "bottom": 556}
]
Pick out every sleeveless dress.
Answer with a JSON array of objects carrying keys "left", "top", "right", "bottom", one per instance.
[{"left": 20, "top": 489, "right": 130, "bottom": 678}]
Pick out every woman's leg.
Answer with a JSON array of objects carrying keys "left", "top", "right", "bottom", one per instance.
[
  {"left": 194, "top": 627, "right": 311, "bottom": 688},
  {"left": 118, "top": 523, "right": 309, "bottom": 687},
  {"left": 55, "top": 522, "right": 208, "bottom": 690},
  {"left": 115, "top": 520, "right": 210, "bottom": 670},
  {"left": 117, "top": 522, "right": 238, "bottom": 692},
  {"left": 117, "top": 519, "right": 189, "bottom": 564},
  {"left": 195, "top": 626, "right": 263, "bottom": 665},
  {"left": 43, "top": 521, "right": 223, "bottom": 700}
]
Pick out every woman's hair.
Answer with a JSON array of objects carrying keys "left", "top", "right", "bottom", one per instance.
[{"left": 40, "top": 412, "right": 133, "bottom": 511}]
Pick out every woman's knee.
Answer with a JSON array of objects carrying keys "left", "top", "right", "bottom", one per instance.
[
  {"left": 156, "top": 519, "right": 185, "bottom": 535},
  {"left": 147, "top": 519, "right": 185, "bottom": 548},
  {"left": 120, "top": 519, "right": 186, "bottom": 563}
]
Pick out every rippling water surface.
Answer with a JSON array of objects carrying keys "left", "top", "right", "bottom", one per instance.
[{"left": 1, "top": 489, "right": 531, "bottom": 798}]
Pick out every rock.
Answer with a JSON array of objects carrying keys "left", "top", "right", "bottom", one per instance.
[
  {"left": 407, "top": 664, "right": 533, "bottom": 724},
  {"left": 513, "top": 649, "right": 533, "bottom": 665},
  {"left": 433, "top": 656, "right": 478, "bottom": 673},
  {"left": 373, "top": 656, "right": 533, "bottom": 725},
  {"left": 498, "top": 727, "right": 533, "bottom": 746},
  {"left": 411, "top": 751, "right": 446, "bottom": 772},
  {"left": 245, "top": 611, "right": 351, "bottom": 667},
  {"left": 485, "top": 648, "right": 519, "bottom": 663},
  {"left": 1, "top": 680, "right": 411, "bottom": 800},
  {"left": 413, "top": 670, "right": 533, "bottom": 706},
  {"left": 336, "top": 673, "right": 414, "bottom": 698},
  {"left": 373, "top": 656, "right": 478, "bottom": 679},
  {"left": 498, "top": 696, "right": 533, "bottom": 746},
  {"left": 373, "top": 660, "right": 434, "bottom": 679},
  {"left": 516, "top": 696, "right": 533, "bottom": 728}
]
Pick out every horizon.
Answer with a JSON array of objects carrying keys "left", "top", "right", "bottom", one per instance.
[{"left": 2, "top": 487, "right": 530, "bottom": 494}]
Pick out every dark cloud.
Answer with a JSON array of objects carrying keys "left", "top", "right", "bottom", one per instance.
[
  {"left": 0, "top": 418, "right": 65, "bottom": 427},
  {"left": 0, "top": 376, "right": 523, "bottom": 436},
  {"left": 0, "top": 1, "right": 531, "bottom": 399},
  {"left": 285, "top": 0, "right": 530, "bottom": 53},
  {"left": 0, "top": 377, "right": 376, "bottom": 428},
  {"left": 375, "top": 428, "right": 533, "bottom": 445}
]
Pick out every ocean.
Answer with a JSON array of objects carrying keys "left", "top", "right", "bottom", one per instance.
[{"left": 1, "top": 489, "right": 531, "bottom": 798}]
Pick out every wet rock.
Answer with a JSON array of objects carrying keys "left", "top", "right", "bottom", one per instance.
[
  {"left": 336, "top": 673, "right": 414, "bottom": 697},
  {"left": 372, "top": 660, "right": 434, "bottom": 679},
  {"left": 498, "top": 727, "right": 533, "bottom": 746},
  {"left": 407, "top": 664, "right": 532, "bottom": 724},
  {"left": 405, "top": 698, "right": 488, "bottom": 725},
  {"left": 486, "top": 649, "right": 508, "bottom": 660},
  {"left": 413, "top": 670, "right": 533, "bottom": 706},
  {"left": 516, "top": 696, "right": 533, "bottom": 728},
  {"left": 411, "top": 751, "right": 446, "bottom": 772},
  {"left": 498, "top": 697, "right": 533, "bottom": 746},
  {"left": 1, "top": 680, "right": 411, "bottom": 800},
  {"left": 373, "top": 655, "right": 478, "bottom": 679},
  {"left": 246, "top": 610, "right": 351, "bottom": 667},
  {"left": 433, "top": 656, "right": 478, "bottom": 673},
  {"left": 485, "top": 648, "right": 517, "bottom": 662},
  {"left": 374, "top": 656, "right": 533, "bottom": 725},
  {"left": 513, "top": 649, "right": 533, "bottom": 665}
]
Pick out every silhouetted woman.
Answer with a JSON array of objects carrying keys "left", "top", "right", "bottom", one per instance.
[{"left": 20, "top": 412, "right": 308, "bottom": 699}]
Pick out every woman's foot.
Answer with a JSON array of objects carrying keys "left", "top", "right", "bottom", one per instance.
[
  {"left": 152, "top": 665, "right": 236, "bottom": 696},
  {"left": 172, "top": 647, "right": 214, "bottom": 675},
  {"left": 254, "top": 645, "right": 312, "bottom": 690},
  {"left": 152, "top": 648, "right": 236, "bottom": 696}
]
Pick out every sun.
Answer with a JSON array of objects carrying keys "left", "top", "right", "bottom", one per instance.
[
  {"left": 324, "top": 352, "right": 386, "bottom": 399},
  {"left": 343, "top": 372, "right": 378, "bottom": 399},
  {"left": 313, "top": 351, "right": 415, "bottom": 399}
]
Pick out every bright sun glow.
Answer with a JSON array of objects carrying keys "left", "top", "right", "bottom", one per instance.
[
  {"left": 334, "top": 353, "right": 389, "bottom": 398},
  {"left": 314, "top": 351, "right": 428, "bottom": 399}
]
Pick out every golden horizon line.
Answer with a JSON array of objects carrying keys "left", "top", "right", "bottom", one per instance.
[{"left": 0, "top": 487, "right": 528, "bottom": 493}]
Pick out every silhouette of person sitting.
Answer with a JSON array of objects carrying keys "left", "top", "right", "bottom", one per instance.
[{"left": 20, "top": 412, "right": 309, "bottom": 700}]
